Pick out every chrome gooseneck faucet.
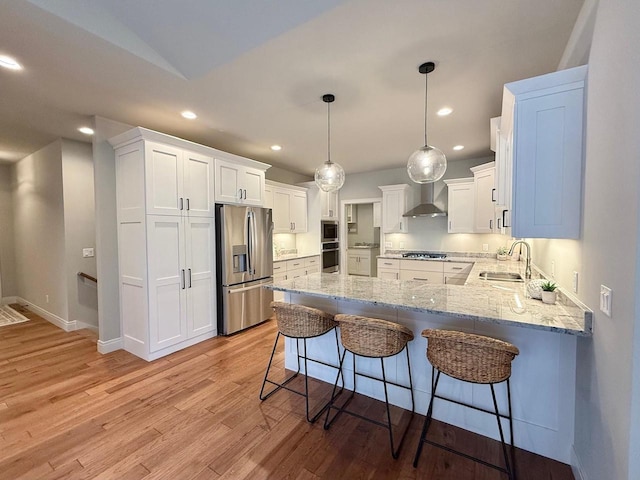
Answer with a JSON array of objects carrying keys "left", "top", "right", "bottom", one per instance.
[{"left": 509, "top": 240, "right": 532, "bottom": 279}]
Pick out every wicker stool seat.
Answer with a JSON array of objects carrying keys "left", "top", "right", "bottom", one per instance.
[
  {"left": 259, "top": 302, "right": 343, "bottom": 423},
  {"left": 414, "top": 329, "right": 520, "bottom": 479},
  {"left": 324, "top": 314, "right": 415, "bottom": 459}
]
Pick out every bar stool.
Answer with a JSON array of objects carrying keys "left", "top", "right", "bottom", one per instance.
[
  {"left": 324, "top": 314, "right": 415, "bottom": 459},
  {"left": 259, "top": 301, "right": 343, "bottom": 423},
  {"left": 413, "top": 329, "right": 520, "bottom": 479}
]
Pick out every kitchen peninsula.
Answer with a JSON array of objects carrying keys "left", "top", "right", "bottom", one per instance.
[{"left": 266, "top": 258, "right": 592, "bottom": 464}]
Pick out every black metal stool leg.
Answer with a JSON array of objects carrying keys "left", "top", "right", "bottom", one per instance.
[
  {"left": 490, "top": 383, "right": 514, "bottom": 479},
  {"left": 260, "top": 332, "right": 301, "bottom": 400},
  {"left": 413, "top": 367, "right": 440, "bottom": 467},
  {"left": 324, "top": 348, "right": 352, "bottom": 429},
  {"left": 507, "top": 378, "right": 516, "bottom": 480}
]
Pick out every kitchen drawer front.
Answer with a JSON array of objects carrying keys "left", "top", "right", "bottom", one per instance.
[
  {"left": 286, "top": 259, "right": 304, "bottom": 271},
  {"left": 377, "top": 258, "right": 400, "bottom": 269},
  {"left": 304, "top": 256, "right": 320, "bottom": 268},
  {"left": 444, "top": 273, "right": 469, "bottom": 285},
  {"left": 400, "top": 259, "right": 445, "bottom": 273},
  {"left": 287, "top": 266, "right": 307, "bottom": 279},
  {"left": 273, "top": 271, "right": 288, "bottom": 282},
  {"left": 443, "top": 262, "right": 473, "bottom": 274},
  {"left": 399, "top": 269, "right": 443, "bottom": 284},
  {"left": 378, "top": 268, "right": 400, "bottom": 280},
  {"left": 305, "top": 265, "right": 320, "bottom": 275},
  {"left": 273, "top": 261, "right": 286, "bottom": 273}
]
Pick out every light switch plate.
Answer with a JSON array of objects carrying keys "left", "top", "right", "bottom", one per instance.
[
  {"left": 482, "top": 244, "right": 489, "bottom": 252},
  {"left": 600, "top": 285, "right": 612, "bottom": 317},
  {"left": 83, "top": 248, "right": 95, "bottom": 258},
  {"left": 572, "top": 271, "right": 579, "bottom": 293}
]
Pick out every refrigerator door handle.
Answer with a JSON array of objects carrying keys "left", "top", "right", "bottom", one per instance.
[
  {"left": 226, "top": 279, "right": 271, "bottom": 294},
  {"left": 246, "top": 210, "right": 253, "bottom": 276},
  {"left": 251, "top": 211, "right": 258, "bottom": 275}
]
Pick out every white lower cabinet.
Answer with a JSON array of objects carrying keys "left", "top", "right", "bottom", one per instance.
[
  {"left": 376, "top": 258, "right": 472, "bottom": 285},
  {"left": 347, "top": 249, "right": 378, "bottom": 277},
  {"left": 147, "top": 216, "right": 215, "bottom": 353}
]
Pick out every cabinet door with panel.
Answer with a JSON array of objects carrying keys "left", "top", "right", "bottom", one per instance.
[
  {"left": 399, "top": 269, "right": 443, "bottom": 284},
  {"left": 444, "top": 178, "right": 474, "bottom": 233},
  {"left": 145, "top": 142, "right": 184, "bottom": 216},
  {"left": 347, "top": 252, "right": 362, "bottom": 276},
  {"left": 184, "top": 217, "right": 216, "bottom": 337},
  {"left": 471, "top": 162, "right": 496, "bottom": 233},
  {"left": 214, "top": 158, "right": 266, "bottom": 206},
  {"left": 379, "top": 185, "right": 410, "bottom": 233},
  {"left": 241, "top": 166, "right": 265, "bottom": 206},
  {"left": 320, "top": 190, "right": 339, "bottom": 220},
  {"left": 272, "top": 189, "right": 292, "bottom": 232},
  {"left": 183, "top": 150, "right": 214, "bottom": 217},
  {"left": 290, "top": 191, "right": 308, "bottom": 233}
]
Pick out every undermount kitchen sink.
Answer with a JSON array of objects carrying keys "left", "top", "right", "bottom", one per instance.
[{"left": 478, "top": 271, "right": 524, "bottom": 282}]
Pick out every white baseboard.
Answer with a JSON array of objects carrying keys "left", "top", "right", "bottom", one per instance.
[
  {"left": 75, "top": 321, "right": 99, "bottom": 334},
  {"left": 97, "top": 337, "right": 123, "bottom": 354},
  {"left": 1, "top": 296, "right": 18, "bottom": 305},
  {"left": 17, "top": 297, "right": 77, "bottom": 332},
  {"left": 571, "top": 445, "right": 587, "bottom": 480}
]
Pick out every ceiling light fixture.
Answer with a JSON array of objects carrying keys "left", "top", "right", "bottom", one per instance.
[
  {"left": 181, "top": 110, "right": 197, "bottom": 119},
  {"left": 0, "top": 55, "right": 22, "bottom": 70},
  {"left": 407, "top": 62, "right": 447, "bottom": 184},
  {"left": 314, "top": 94, "right": 345, "bottom": 192},
  {"left": 437, "top": 107, "right": 453, "bottom": 116},
  {"left": 453, "top": 145, "right": 464, "bottom": 151},
  {"left": 78, "top": 127, "right": 94, "bottom": 135},
  {"left": 270, "top": 145, "right": 282, "bottom": 151}
]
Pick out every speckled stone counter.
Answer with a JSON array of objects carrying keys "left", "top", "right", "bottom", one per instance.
[{"left": 268, "top": 259, "right": 592, "bottom": 336}]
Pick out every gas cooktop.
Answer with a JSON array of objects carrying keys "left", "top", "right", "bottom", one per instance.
[{"left": 401, "top": 252, "right": 448, "bottom": 259}]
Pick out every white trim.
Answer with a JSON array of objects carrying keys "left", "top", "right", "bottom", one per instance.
[
  {"left": 1, "top": 296, "right": 18, "bottom": 305},
  {"left": 17, "top": 298, "right": 77, "bottom": 332},
  {"left": 571, "top": 445, "right": 587, "bottom": 480},
  {"left": 75, "top": 321, "right": 99, "bottom": 334},
  {"left": 97, "top": 337, "right": 124, "bottom": 354}
]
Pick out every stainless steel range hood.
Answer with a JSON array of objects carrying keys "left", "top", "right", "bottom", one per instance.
[{"left": 403, "top": 183, "right": 447, "bottom": 218}]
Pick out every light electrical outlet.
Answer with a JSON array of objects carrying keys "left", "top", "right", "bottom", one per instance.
[
  {"left": 551, "top": 261, "right": 556, "bottom": 278},
  {"left": 82, "top": 247, "right": 95, "bottom": 258},
  {"left": 45, "top": 295, "right": 49, "bottom": 304},
  {"left": 572, "top": 271, "right": 579, "bottom": 293},
  {"left": 482, "top": 244, "right": 489, "bottom": 252},
  {"left": 600, "top": 285, "right": 612, "bottom": 317},
  {"left": 399, "top": 241, "right": 405, "bottom": 249}
]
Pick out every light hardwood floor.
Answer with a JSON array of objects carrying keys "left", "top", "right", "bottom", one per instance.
[{"left": 0, "top": 305, "right": 574, "bottom": 479}]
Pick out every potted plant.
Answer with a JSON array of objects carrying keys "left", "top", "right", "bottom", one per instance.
[
  {"left": 541, "top": 281, "right": 558, "bottom": 304},
  {"left": 497, "top": 246, "right": 509, "bottom": 261}
]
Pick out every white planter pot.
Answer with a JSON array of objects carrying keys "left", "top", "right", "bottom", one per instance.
[{"left": 541, "top": 290, "right": 557, "bottom": 304}]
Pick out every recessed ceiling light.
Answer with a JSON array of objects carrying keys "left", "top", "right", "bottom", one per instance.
[
  {"left": 78, "top": 127, "right": 94, "bottom": 135},
  {"left": 437, "top": 107, "right": 453, "bottom": 116},
  {"left": 181, "top": 110, "right": 197, "bottom": 119},
  {"left": 453, "top": 145, "right": 464, "bottom": 151},
  {"left": 270, "top": 145, "right": 282, "bottom": 151},
  {"left": 0, "top": 55, "right": 22, "bottom": 70}
]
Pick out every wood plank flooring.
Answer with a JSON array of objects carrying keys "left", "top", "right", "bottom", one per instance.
[{"left": 0, "top": 305, "right": 574, "bottom": 479}]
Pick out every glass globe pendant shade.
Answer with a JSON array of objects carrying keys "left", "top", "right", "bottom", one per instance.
[
  {"left": 407, "top": 144, "right": 447, "bottom": 183},
  {"left": 315, "top": 160, "right": 345, "bottom": 192}
]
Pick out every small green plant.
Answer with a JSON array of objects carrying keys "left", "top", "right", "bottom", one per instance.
[
  {"left": 541, "top": 281, "right": 557, "bottom": 292},
  {"left": 497, "top": 246, "right": 509, "bottom": 255}
]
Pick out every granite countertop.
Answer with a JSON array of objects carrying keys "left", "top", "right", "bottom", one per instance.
[
  {"left": 273, "top": 252, "right": 320, "bottom": 262},
  {"left": 349, "top": 245, "right": 381, "bottom": 250},
  {"left": 266, "top": 257, "right": 593, "bottom": 336}
]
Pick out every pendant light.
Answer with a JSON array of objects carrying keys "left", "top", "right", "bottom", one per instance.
[
  {"left": 314, "top": 94, "right": 345, "bottom": 192},
  {"left": 407, "top": 62, "right": 447, "bottom": 183}
]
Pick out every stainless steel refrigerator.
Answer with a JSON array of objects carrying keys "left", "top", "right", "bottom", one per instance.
[{"left": 215, "top": 204, "right": 273, "bottom": 335}]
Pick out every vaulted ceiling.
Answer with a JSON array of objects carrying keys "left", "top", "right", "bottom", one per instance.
[{"left": 0, "top": 0, "right": 583, "bottom": 174}]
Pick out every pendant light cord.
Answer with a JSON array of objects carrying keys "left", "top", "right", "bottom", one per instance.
[
  {"left": 424, "top": 70, "right": 428, "bottom": 147},
  {"left": 327, "top": 100, "right": 332, "bottom": 165}
]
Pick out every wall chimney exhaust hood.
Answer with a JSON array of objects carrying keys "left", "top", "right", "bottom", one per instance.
[{"left": 403, "top": 183, "right": 447, "bottom": 218}]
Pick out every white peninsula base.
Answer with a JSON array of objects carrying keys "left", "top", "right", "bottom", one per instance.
[{"left": 282, "top": 292, "right": 577, "bottom": 465}]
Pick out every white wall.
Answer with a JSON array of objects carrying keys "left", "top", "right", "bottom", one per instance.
[
  {"left": 93, "top": 116, "right": 132, "bottom": 342},
  {"left": 339, "top": 157, "right": 510, "bottom": 253},
  {"left": 0, "top": 164, "right": 17, "bottom": 299},
  {"left": 61, "top": 140, "right": 98, "bottom": 328},
  {"left": 266, "top": 165, "right": 312, "bottom": 185},
  {"left": 12, "top": 140, "right": 68, "bottom": 318},
  {"left": 531, "top": 1, "right": 640, "bottom": 479}
]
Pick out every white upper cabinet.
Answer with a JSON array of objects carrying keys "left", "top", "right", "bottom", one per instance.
[
  {"left": 379, "top": 184, "right": 411, "bottom": 233},
  {"left": 145, "top": 142, "right": 213, "bottom": 217},
  {"left": 500, "top": 65, "right": 587, "bottom": 239},
  {"left": 214, "top": 157, "right": 266, "bottom": 206},
  {"left": 267, "top": 180, "right": 308, "bottom": 234},
  {"left": 320, "top": 189, "right": 339, "bottom": 220},
  {"left": 373, "top": 202, "right": 382, "bottom": 228},
  {"left": 444, "top": 178, "right": 474, "bottom": 233},
  {"left": 471, "top": 162, "right": 496, "bottom": 234}
]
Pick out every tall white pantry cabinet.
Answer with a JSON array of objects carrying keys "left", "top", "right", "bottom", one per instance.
[{"left": 110, "top": 128, "right": 217, "bottom": 361}]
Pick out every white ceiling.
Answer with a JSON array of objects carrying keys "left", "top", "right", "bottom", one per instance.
[{"left": 0, "top": 0, "right": 583, "bottom": 174}]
